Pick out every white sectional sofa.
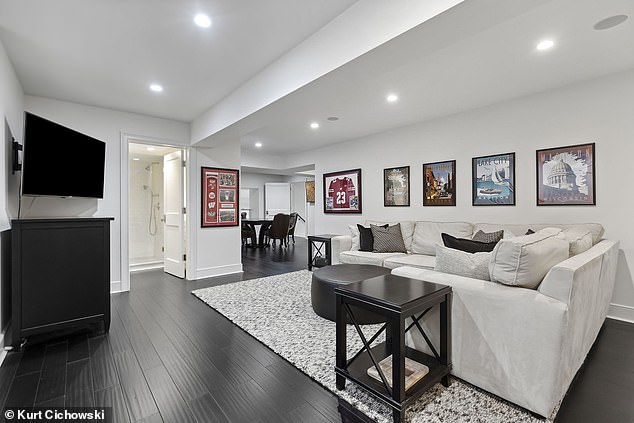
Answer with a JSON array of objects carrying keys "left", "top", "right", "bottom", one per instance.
[{"left": 329, "top": 220, "right": 618, "bottom": 418}]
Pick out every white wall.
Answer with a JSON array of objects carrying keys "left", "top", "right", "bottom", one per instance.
[
  {"left": 0, "top": 39, "right": 24, "bottom": 357},
  {"left": 21, "top": 96, "right": 190, "bottom": 290},
  {"left": 190, "top": 142, "right": 242, "bottom": 279},
  {"left": 288, "top": 70, "right": 634, "bottom": 322},
  {"left": 240, "top": 172, "right": 288, "bottom": 218}
]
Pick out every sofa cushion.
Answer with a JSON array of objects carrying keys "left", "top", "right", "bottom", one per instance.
[
  {"left": 411, "top": 221, "right": 474, "bottom": 255},
  {"left": 348, "top": 224, "right": 360, "bottom": 251},
  {"left": 489, "top": 228, "right": 570, "bottom": 289},
  {"left": 339, "top": 250, "right": 408, "bottom": 267},
  {"left": 366, "top": 220, "right": 415, "bottom": 252},
  {"left": 442, "top": 233, "right": 498, "bottom": 253},
  {"left": 371, "top": 224, "right": 407, "bottom": 253},
  {"left": 435, "top": 245, "right": 491, "bottom": 281},
  {"left": 384, "top": 254, "right": 436, "bottom": 270},
  {"left": 560, "top": 228, "right": 593, "bottom": 256},
  {"left": 472, "top": 229, "right": 504, "bottom": 243},
  {"left": 473, "top": 223, "right": 604, "bottom": 245}
]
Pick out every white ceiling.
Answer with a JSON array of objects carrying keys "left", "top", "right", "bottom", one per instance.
[
  {"left": 218, "top": 0, "right": 634, "bottom": 157},
  {"left": 0, "top": 0, "right": 356, "bottom": 121}
]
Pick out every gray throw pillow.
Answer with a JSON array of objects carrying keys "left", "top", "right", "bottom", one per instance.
[
  {"left": 472, "top": 229, "right": 504, "bottom": 243},
  {"left": 434, "top": 245, "right": 491, "bottom": 281},
  {"left": 371, "top": 224, "right": 407, "bottom": 253}
]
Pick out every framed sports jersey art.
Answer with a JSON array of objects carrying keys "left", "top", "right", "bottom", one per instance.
[{"left": 323, "top": 168, "right": 362, "bottom": 213}]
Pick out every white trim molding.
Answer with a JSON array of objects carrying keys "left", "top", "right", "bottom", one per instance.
[
  {"left": 193, "top": 264, "right": 243, "bottom": 280},
  {"left": 110, "top": 280, "right": 123, "bottom": 293},
  {"left": 0, "top": 332, "right": 6, "bottom": 367},
  {"left": 607, "top": 303, "right": 634, "bottom": 324}
]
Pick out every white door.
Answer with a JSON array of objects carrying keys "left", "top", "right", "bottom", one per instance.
[
  {"left": 290, "top": 181, "right": 307, "bottom": 238},
  {"left": 163, "top": 151, "right": 185, "bottom": 278},
  {"left": 265, "top": 182, "right": 291, "bottom": 218}
]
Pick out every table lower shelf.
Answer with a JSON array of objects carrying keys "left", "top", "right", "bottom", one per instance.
[{"left": 336, "top": 341, "right": 451, "bottom": 410}]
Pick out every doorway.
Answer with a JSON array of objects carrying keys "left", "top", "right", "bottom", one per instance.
[{"left": 128, "top": 142, "right": 187, "bottom": 279}]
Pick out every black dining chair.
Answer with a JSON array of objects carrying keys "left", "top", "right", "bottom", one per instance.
[
  {"left": 267, "top": 213, "right": 290, "bottom": 247},
  {"left": 287, "top": 212, "right": 298, "bottom": 245}
]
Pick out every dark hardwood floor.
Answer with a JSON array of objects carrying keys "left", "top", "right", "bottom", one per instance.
[{"left": 1, "top": 237, "right": 632, "bottom": 422}]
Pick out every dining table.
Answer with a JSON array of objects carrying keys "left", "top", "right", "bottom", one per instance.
[{"left": 243, "top": 217, "right": 274, "bottom": 248}]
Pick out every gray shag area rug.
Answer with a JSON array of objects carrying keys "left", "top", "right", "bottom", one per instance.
[{"left": 192, "top": 270, "right": 553, "bottom": 423}]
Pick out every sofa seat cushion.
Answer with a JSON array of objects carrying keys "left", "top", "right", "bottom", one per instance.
[
  {"left": 383, "top": 254, "right": 436, "bottom": 270},
  {"left": 411, "top": 221, "right": 473, "bottom": 255},
  {"left": 489, "top": 228, "right": 570, "bottom": 289},
  {"left": 339, "top": 250, "right": 408, "bottom": 267}
]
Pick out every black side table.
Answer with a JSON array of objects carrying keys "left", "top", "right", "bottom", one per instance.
[
  {"left": 335, "top": 274, "right": 452, "bottom": 423},
  {"left": 308, "top": 234, "right": 338, "bottom": 270}
]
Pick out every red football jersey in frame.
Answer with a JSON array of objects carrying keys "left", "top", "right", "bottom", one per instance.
[{"left": 323, "top": 169, "right": 362, "bottom": 213}]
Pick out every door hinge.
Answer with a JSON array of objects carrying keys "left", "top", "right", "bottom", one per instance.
[
  {"left": 183, "top": 207, "right": 186, "bottom": 214},
  {"left": 182, "top": 160, "right": 186, "bottom": 167},
  {"left": 161, "top": 246, "right": 164, "bottom": 252},
  {"left": 183, "top": 254, "right": 187, "bottom": 261}
]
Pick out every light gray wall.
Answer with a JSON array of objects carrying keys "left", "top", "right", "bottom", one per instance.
[
  {"left": 287, "top": 70, "right": 634, "bottom": 322},
  {"left": 21, "top": 96, "right": 190, "bottom": 290},
  {"left": 0, "top": 39, "right": 24, "bottom": 349}
]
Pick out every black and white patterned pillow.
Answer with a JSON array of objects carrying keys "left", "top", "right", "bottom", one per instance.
[
  {"left": 371, "top": 224, "right": 407, "bottom": 253},
  {"left": 472, "top": 229, "right": 504, "bottom": 243}
]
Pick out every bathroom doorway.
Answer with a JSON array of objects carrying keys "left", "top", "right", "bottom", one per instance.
[{"left": 128, "top": 142, "right": 186, "bottom": 276}]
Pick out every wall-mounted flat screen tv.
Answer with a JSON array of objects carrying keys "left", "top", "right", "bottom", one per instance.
[{"left": 22, "top": 112, "right": 106, "bottom": 198}]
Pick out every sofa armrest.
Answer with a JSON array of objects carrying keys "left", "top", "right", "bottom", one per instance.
[
  {"left": 538, "top": 239, "right": 618, "bottom": 305},
  {"left": 330, "top": 235, "right": 352, "bottom": 265}
]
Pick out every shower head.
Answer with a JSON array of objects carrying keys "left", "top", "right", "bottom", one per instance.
[
  {"left": 144, "top": 165, "right": 151, "bottom": 171},
  {"left": 143, "top": 184, "right": 150, "bottom": 190}
]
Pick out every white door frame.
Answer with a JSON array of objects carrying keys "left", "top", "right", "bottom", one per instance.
[{"left": 120, "top": 133, "right": 190, "bottom": 292}]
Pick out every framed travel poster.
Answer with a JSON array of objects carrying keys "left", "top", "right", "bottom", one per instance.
[
  {"left": 536, "top": 143, "right": 595, "bottom": 206},
  {"left": 201, "top": 167, "right": 239, "bottom": 227},
  {"left": 323, "top": 168, "right": 362, "bottom": 213},
  {"left": 472, "top": 153, "right": 515, "bottom": 206},
  {"left": 384, "top": 166, "right": 410, "bottom": 207},
  {"left": 423, "top": 160, "right": 456, "bottom": 206}
]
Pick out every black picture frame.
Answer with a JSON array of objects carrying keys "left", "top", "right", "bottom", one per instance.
[
  {"left": 472, "top": 152, "right": 516, "bottom": 206},
  {"left": 536, "top": 143, "right": 596, "bottom": 206},
  {"left": 384, "top": 166, "right": 410, "bottom": 207},
  {"left": 423, "top": 160, "right": 456, "bottom": 206},
  {"left": 323, "top": 168, "right": 362, "bottom": 214}
]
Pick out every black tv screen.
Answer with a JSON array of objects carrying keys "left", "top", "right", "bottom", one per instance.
[{"left": 22, "top": 113, "right": 106, "bottom": 198}]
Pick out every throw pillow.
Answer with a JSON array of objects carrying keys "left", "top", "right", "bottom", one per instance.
[
  {"left": 371, "top": 224, "right": 407, "bottom": 253},
  {"left": 489, "top": 227, "right": 570, "bottom": 289},
  {"left": 435, "top": 245, "right": 491, "bottom": 281},
  {"left": 441, "top": 233, "right": 498, "bottom": 253},
  {"left": 559, "top": 228, "right": 594, "bottom": 256},
  {"left": 358, "top": 224, "right": 387, "bottom": 252},
  {"left": 472, "top": 229, "right": 504, "bottom": 243}
]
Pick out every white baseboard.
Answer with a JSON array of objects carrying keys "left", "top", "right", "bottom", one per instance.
[
  {"left": 607, "top": 303, "right": 634, "bottom": 324},
  {"left": 193, "top": 263, "right": 243, "bottom": 280},
  {"left": 110, "top": 280, "right": 124, "bottom": 293}
]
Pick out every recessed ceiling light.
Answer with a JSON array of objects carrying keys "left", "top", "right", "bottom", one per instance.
[
  {"left": 310, "top": 122, "right": 320, "bottom": 129},
  {"left": 386, "top": 94, "right": 399, "bottom": 103},
  {"left": 132, "top": 158, "right": 140, "bottom": 161},
  {"left": 593, "top": 15, "right": 628, "bottom": 30},
  {"left": 194, "top": 13, "right": 212, "bottom": 28},
  {"left": 149, "top": 84, "right": 163, "bottom": 92},
  {"left": 536, "top": 39, "right": 555, "bottom": 51},
  {"left": 254, "top": 142, "right": 263, "bottom": 148},
  {"left": 146, "top": 147, "right": 155, "bottom": 151}
]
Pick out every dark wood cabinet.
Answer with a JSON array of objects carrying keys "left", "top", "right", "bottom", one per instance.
[{"left": 2, "top": 218, "right": 113, "bottom": 348}]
